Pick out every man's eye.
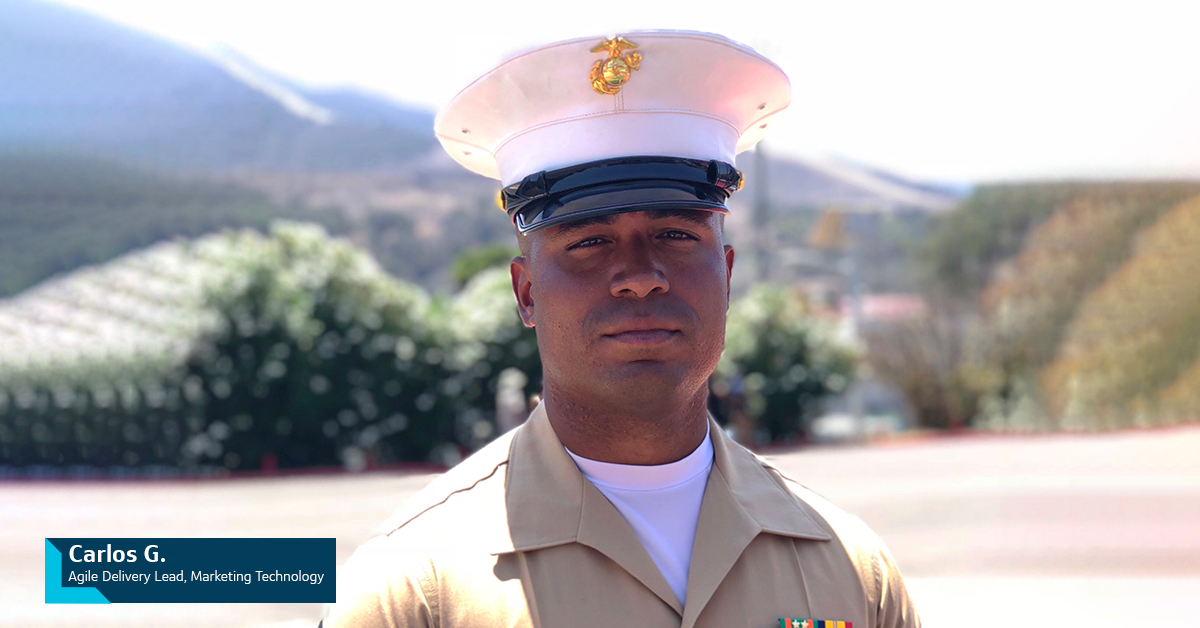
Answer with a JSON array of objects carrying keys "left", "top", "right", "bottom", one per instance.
[
  {"left": 569, "top": 236, "right": 607, "bottom": 249},
  {"left": 661, "top": 230, "right": 697, "bottom": 241}
]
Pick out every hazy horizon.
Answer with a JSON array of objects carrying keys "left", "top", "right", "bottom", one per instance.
[{"left": 23, "top": 0, "right": 1200, "bottom": 183}]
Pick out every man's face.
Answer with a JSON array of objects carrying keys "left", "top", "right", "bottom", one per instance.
[{"left": 510, "top": 208, "right": 735, "bottom": 412}]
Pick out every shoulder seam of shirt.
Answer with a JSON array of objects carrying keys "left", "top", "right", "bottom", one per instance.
[
  {"left": 775, "top": 473, "right": 889, "bottom": 607},
  {"left": 385, "top": 459, "right": 509, "bottom": 535},
  {"left": 777, "top": 472, "right": 839, "bottom": 505},
  {"left": 752, "top": 453, "right": 844, "bottom": 503}
]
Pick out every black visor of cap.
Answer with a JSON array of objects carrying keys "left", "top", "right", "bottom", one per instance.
[{"left": 500, "top": 156, "right": 744, "bottom": 234}]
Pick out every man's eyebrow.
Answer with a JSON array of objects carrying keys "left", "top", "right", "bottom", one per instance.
[
  {"left": 549, "top": 208, "right": 714, "bottom": 237},
  {"left": 647, "top": 208, "right": 716, "bottom": 226},
  {"left": 550, "top": 214, "right": 617, "bottom": 235}
]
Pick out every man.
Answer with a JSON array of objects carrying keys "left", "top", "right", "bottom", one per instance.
[{"left": 322, "top": 31, "right": 919, "bottom": 628}]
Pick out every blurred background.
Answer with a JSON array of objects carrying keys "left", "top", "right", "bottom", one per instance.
[{"left": 1, "top": 0, "right": 1198, "bottom": 625}]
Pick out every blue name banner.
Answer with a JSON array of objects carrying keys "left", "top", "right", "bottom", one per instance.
[{"left": 46, "top": 538, "right": 335, "bottom": 604}]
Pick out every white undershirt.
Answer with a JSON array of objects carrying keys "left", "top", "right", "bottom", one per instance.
[{"left": 565, "top": 425, "right": 713, "bottom": 606}]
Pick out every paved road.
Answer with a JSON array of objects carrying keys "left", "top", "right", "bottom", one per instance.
[{"left": 3, "top": 426, "right": 1198, "bottom": 627}]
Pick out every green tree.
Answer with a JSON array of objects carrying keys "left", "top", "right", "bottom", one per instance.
[
  {"left": 450, "top": 243, "right": 520, "bottom": 288},
  {"left": 712, "top": 285, "right": 858, "bottom": 443},
  {"left": 180, "top": 223, "right": 454, "bottom": 470}
]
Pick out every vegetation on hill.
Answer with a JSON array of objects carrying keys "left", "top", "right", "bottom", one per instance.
[
  {"left": 1040, "top": 194, "right": 1200, "bottom": 428},
  {"left": 979, "top": 185, "right": 1200, "bottom": 372},
  {"left": 1158, "top": 357, "right": 1200, "bottom": 425},
  {"left": 921, "top": 182, "right": 1200, "bottom": 298},
  {"left": 913, "top": 182, "right": 1200, "bottom": 430},
  {"left": 0, "top": 153, "right": 347, "bottom": 296},
  {"left": 364, "top": 198, "right": 515, "bottom": 291}
]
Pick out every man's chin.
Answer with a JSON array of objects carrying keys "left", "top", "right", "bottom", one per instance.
[
  {"left": 610, "top": 357, "right": 683, "bottom": 375},
  {"left": 596, "top": 360, "right": 700, "bottom": 399}
]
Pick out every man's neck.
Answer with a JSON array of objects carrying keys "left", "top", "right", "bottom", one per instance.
[{"left": 542, "top": 385, "right": 710, "bottom": 465}]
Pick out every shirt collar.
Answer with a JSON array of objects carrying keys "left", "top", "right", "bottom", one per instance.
[
  {"left": 495, "top": 401, "right": 831, "bottom": 556},
  {"left": 565, "top": 421, "right": 712, "bottom": 491}
]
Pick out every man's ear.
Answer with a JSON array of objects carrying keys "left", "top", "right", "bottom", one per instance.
[
  {"left": 510, "top": 256, "right": 536, "bottom": 328},
  {"left": 723, "top": 245, "right": 735, "bottom": 301}
]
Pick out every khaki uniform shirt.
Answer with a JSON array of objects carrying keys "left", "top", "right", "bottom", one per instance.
[{"left": 323, "top": 403, "right": 920, "bottom": 628}]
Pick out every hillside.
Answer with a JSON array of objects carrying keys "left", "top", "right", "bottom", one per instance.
[
  {"left": 0, "top": 152, "right": 347, "bottom": 296},
  {"left": 0, "top": 0, "right": 435, "bottom": 170},
  {"left": 736, "top": 153, "right": 959, "bottom": 215},
  {"left": 0, "top": 0, "right": 966, "bottom": 296},
  {"left": 977, "top": 183, "right": 1200, "bottom": 368},
  {"left": 1040, "top": 194, "right": 1200, "bottom": 427},
  {"left": 950, "top": 183, "right": 1200, "bottom": 429},
  {"left": 923, "top": 182, "right": 1200, "bottom": 298}
]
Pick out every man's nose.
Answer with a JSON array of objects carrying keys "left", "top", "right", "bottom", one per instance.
[{"left": 610, "top": 239, "right": 669, "bottom": 298}]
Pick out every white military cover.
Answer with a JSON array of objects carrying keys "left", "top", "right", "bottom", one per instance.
[{"left": 435, "top": 30, "right": 791, "bottom": 186}]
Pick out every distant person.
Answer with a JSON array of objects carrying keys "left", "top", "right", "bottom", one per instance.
[{"left": 322, "top": 31, "right": 919, "bottom": 628}]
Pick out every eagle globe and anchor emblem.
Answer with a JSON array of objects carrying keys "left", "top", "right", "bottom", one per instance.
[{"left": 589, "top": 36, "right": 642, "bottom": 95}]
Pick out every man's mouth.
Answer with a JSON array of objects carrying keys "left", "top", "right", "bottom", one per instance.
[{"left": 601, "top": 319, "right": 683, "bottom": 346}]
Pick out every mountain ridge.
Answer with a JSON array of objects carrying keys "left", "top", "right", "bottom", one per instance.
[
  {"left": 0, "top": 0, "right": 436, "bottom": 170},
  {"left": 1, "top": 0, "right": 959, "bottom": 211}
]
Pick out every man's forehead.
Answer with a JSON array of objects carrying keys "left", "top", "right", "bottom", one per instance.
[{"left": 543, "top": 208, "right": 718, "bottom": 236}]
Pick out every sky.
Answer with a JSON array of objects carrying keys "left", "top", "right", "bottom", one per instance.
[{"left": 50, "top": 0, "right": 1200, "bottom": 183}]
